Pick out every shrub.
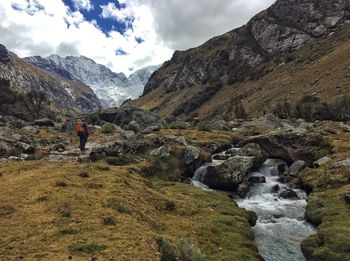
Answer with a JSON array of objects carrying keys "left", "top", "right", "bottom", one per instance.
[
  {"left": 272, "top": 95, "right": 350, "bottom": 122},
  {"left": 102, "top": 216, "right": 117, "bottom": 226},
  {"left": 68, "top": 243, "right": 106, "bottom": 254},
  {"left": 165, "top": 201, "right": 176, "bottom": 211},
  {"left": 101, "top": 123, "right": 117, "bottom": 134},
  {"left": 105, "top": 156, "right": 135, "bottom": 166},
  {"left": 158, "top": 238, "right": 207, "bottom": 261},
  {"left": 234, "top": 101, "right": 248, "bottom": 119},
  {"left": 196, "top": 121, "right": 211, "bottom": 131},
  {"left": 273, "top": 101, "right": 292, "bottom": 119}
]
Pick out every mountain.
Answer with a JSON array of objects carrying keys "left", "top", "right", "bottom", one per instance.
[
  {"left": 26, "top": 55, "right": 159, "bottom": 108},
  {"left": 0, "top": 44, "right": 101, "bottom": 117},
  {"left": 130, "top": 0, "right": 350, "bottom": 119}
]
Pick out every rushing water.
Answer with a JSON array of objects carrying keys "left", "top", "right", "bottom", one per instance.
[{"left": 192, "top": 156, "right": 316, "bottom": 261}]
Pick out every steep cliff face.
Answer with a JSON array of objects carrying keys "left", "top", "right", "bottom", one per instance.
[
  {"left": 141, "top": 0, "right": 350, "bottom": 103},
  {"left": 0, "top": 45, "right": 102, "bottom": 115}
]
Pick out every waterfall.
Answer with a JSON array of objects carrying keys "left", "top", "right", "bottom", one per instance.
[{"left": 192, "top": 165, "right": 209, "bottom": 189}]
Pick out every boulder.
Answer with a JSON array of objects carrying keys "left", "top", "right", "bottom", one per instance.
[
  {"left": 248, "top": 176, "right": 266, "bottom": 184},
  {"left": 331, "top": 158, "right": 350, "bottom": 169},
  {"left": 288, "top": 160, "right": 307, "bottom": 176},
  {"left": 271, "top": 184, "right": 280, "bottom": 193},
  {"left": 203, "top": 156, "right": 254, "bottom": 190},
  {"left": 239, "top": 130, "right": 330, "bottom": 165},
  {"left": 183, "top": 146, "right": 200, "bottom": 165},
  {"left": 239, "top": 143, "right": 268, "bottom": 170},
  {"left": 98, "top": 106, "right": 162, "bottom": 129},
  {"left": 237, "top": 182, "right": 250, "bottom": 198},
  {"left": 339, "top": 123, "right": 350, "bottom": 133},
  {"left": 313, "top": 156, "right": 332, "bottom": 168},
  {"left": 241, "top": 115, "right": 283, "bottom": 130},
  {"left": 0, "top": 139, "right": 20, "bottom": 157},
  {"left": 34, "top": 118, "right": 55, "bottom": 127},
  {"left": 150, "top": 146, "right": 170, "bottom": 158},
  {"left": 126, "top": 121, "right": 141, "bottom": 133},
  {"left": 279, "top": 189, "right": 299, "bottom": 200},
  {"left": 210, "top": 120, "right": 230, "bottom": 131},
  {"left": 143, "top": 125, "right": 161, "bottom": 134},
  {"left": 23, "top": 125, "right": 39, "bottom": 134},
  {"left": 164, "top": 135, "right": 187, "bottom": 146}
]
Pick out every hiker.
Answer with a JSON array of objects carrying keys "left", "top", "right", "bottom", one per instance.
[{"left": 75, "top": 119, "right": 89, "bottom": 151}]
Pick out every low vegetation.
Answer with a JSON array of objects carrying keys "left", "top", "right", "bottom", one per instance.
[
  {"left": 273, "top": 95, "right": 350, "bottom": 122},
  {"left": 299, "top": 131, "right": 350, "bottom": 260},
  {"left": 0, "top": 161, "right": 260, "bottom": 260}
]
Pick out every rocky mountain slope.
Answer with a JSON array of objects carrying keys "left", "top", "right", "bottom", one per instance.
[
  {"left": 26, "top": 55, "right": 159, "bottom": 108},
  {"left": 0, "top": 44, "right": 101, "bottom": 116},
  {"left": 130, "top": 0, "right": 350, "bottom": 119}
]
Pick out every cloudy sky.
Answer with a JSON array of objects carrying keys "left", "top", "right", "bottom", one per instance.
[{"left": 0, "top": 0, "right": 275, "bottom": 75}]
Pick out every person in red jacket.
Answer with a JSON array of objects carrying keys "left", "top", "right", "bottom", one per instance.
[{"left": 75, "top": 119, "right": 89, "bottom": 151}]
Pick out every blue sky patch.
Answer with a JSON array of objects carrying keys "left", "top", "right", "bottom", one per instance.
[{"left": 63, "top": 0, "right": 133, "bottom": 36}]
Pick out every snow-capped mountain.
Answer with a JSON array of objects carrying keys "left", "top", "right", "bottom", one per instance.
[{"left": 26, "top": 55, "right": 159, "bottom": 108}]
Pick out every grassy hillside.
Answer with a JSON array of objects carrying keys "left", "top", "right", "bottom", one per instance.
[
  {"left": 130, "top": 25, "right": 350, "bottom": 120},
  {"left": 0, "top": 160, "right": 259, "bottom": 260}
]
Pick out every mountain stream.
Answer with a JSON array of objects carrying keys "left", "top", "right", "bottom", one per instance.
[{"left": 192, "top": 152, "right": 316, "bottom": 261}]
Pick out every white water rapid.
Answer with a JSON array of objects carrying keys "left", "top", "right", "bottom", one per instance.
[{"left": 192, "top": 156, "right": 316, "bottom": 261}]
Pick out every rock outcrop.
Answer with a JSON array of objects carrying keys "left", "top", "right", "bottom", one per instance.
[
  {"left": 144, "top": 0, "right": 350, "bottom": 96},
  {"left": 0, "top": 44, "right": 11, "bottom": 65},
  {"left": 239, "top": 130, "right": 331, "bottom": 165}
]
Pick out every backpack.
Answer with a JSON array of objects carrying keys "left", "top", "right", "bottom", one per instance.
[{"left": 75, "top": 121, "right": 85, "bottom": 134}]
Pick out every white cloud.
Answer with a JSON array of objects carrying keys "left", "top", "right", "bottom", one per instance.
[
  {"left": 100, "top": 2, "right": 133, "bottom": 22},
  {"left": 0, "top": 0, "right": 275, "bottom": 75},
  {"left": 72, "top": 0, "right": 93, "bottom": 11}
]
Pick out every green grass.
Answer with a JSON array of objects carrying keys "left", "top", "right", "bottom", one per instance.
[{"left": 301, "top": 185, "right": 350, "bottom": 260}]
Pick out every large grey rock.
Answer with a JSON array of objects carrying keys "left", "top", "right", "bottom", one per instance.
[
  {"left": 23, "top": 126, "right": 39, "bottom": 134},
  {"left": 34, "top": 118, "right": 55, "bottom": 127},
  {"left": 150, "top": 146, "right": 170, "bottom": 158},
  {"left": 126, "top": 121, "right": 141, "bottom": 133},
  {"left": 331, "top": 158, "right": 350, "bottom": 169},
  {"left": 288, "top": 160, "right": 307, "bottom": 177},
  {"left": 279, "top": 189, "right": 299, "bottom": 200},
  {"left": 164, "top": 135, "right": 187, "bottom": 146},
  {"left": 98, "top": 106, "right": 162, "bottom": 129},
  {"left": 313, "top": 156, "right": 332, "bottom": 168},
  {"left": 238, "top": 143, "right": 268, "bottom": 170},
  {"left": 239, "top": 130, "right": 329, "bottom": 165},
  {"left": 0, "top": 139, "right": 20, "bottom": 157},
  {"left": 203, "top": 156, "right": 254, "bottom": 190},
  {"left": 242, "top": 115, "right": 283, "bottom": 130},
  {"left": 183, "top": 146, "right": 200, "bottom": 165},
  {"left": 210, "top": 120, "right": 230, "bottom": 131}
]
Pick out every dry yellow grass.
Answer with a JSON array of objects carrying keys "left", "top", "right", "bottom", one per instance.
[{"left": 0, "top": 161, "right": 259, "bottom": 260}]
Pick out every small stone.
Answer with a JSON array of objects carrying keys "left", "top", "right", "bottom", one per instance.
[
  {"left": 279, "top": 189, "right": 299, "bottom": 200},
  {"left": 248, "top": 176, "right": 266, "bottom": 184},
  {"left": 271, "top": 184, "right": 280, "bottom": 193},
  {"left": 344, "top": 192, "right": 350, "bottom": 204}
]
